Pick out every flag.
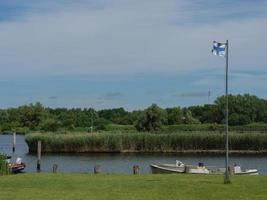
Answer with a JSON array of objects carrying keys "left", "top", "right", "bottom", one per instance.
[{"left": 212, "top": 41, "right": 226, "bottom": 56}]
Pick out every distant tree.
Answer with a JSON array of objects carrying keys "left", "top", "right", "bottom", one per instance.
[
  {"left": 94, "top": 118, "right": 111, "bottom": 131},
  {"left": 214, "top": 94, "right": 267, "bottom": 125},
  {"left": 0, "top": 122, "right": 20, "bottom": 132},
  {"left": 188, "top": 105, "right": 217, "bottom": 123},
  {"left": 40, "top": 118, "right": 61, "bottom": 132},
  {"left": 98, "top": 108, "right": 129, "bottom": 124},
  {"left": 229, "top": 113, "right": 250, "bottom": 125},
  {"left": 18, "top": 102, "right": 45, "bottom": 130},
  {"left": 62, "top": 112, "right": 76, "bottom": 130},
  {"left": 166, "top": 107, "right": 183, "bottom": 125},
  {"left": 0, "top": 110, "right": 9, "bottom": 124},
  {"left": 135, "top": 104, "right": 167, "bottom": 132},
  {"left": 182, "top": 108, "right": 200, "bottom": 124}
]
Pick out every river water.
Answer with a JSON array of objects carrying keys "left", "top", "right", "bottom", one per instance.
[{"left": 1, "top": 135, "right": 267, "bottom": 175}]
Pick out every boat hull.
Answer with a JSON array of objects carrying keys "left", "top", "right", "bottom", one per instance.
[
  {"left": 150, "top": 164, "right": 185, "bottom": 174},
  {"left": 234, "top": 169, "right": 259, "bottom": 175},
  {"left": 150, "top": 162, "right": 259, "bottom": 175},
  {"left": 10, "top": 163, "right": 26, "bottom": 173}
]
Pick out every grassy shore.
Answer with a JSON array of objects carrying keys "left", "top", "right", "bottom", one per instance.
[
  {"left": 26, "top": 132, "right": 267, "bottom": 153},
  {"left": 0, "top": 173, "right": 266, "bottom": 200}
]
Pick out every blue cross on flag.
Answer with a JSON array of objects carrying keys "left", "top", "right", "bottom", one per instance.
[{"left": 212, "top": 41, "right": 226, "bottom": 57}]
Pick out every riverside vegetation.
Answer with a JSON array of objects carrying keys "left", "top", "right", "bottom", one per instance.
[
  {"left": 3, "top": 93, "right": 267, "bottom": 153},
  {"left": 25, "top": 132, "right": 267, "bottom": 153}
]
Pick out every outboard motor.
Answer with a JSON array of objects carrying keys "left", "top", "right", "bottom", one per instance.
[{"left": 15, "top": 157, "right": 22, "bottom": 165}]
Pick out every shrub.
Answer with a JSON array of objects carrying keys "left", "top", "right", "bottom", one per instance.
[{"left": 0, "top": 154, "right": 10, "bottom": 176}]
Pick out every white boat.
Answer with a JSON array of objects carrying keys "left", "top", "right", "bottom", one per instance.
[
  {"left": 150, "top": 161, "right": 222, "bottom": 174},
  {"left": 151, "top": 161, "right": 259, "bottom": 175},
  {"left": 233, "top": 165, "right": 259, "bottom": 175},
  {"left": 150, "top": 160, "right": 186, "bottom": 174}
]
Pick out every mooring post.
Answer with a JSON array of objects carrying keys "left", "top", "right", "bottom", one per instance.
[
  {"left": 133, "top": 165, "right": 140, "bottom": 174},
  {"left": 37, "top": 140, "right": 41, "bottom": 172},
  {"left": 12, "top": 132, "right": 16, "bottom": 152},
  {"left": 94, "top": 165, "right": 101, "bottom": 174},
  {"left": 184, "top": 165, "right": 190, "bottom": 174},
  {"left": 53, "top": 164, "right": 58, "bottom": 173}
]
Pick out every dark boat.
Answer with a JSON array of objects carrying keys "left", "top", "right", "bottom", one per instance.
[
  {"left": 10, "top": 163, "right": 26, "bottom": 173},
  {"left": 7, "top": 157, "right": 26, "bottom": 173}
]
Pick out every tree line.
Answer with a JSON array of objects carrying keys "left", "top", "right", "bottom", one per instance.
[{"left": 0, "top": 94, "right": 267, "bottom": 132}]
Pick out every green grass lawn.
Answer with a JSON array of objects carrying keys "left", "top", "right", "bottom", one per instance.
[{"left": 0, "top": 173, "right": 266, "bottom": 200}]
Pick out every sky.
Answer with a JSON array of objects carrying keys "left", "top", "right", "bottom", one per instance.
[{"left": 0, "top": 0, "right": 267, "bottom": 110}]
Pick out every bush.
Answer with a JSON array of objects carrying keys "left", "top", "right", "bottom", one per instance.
[{"left": 0, "top": 154, "right": 10, "bottom": 175}]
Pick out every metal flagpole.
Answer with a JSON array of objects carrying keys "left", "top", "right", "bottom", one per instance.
[{"left": 224, "top": 40, "right": 230, "bottom": 183}]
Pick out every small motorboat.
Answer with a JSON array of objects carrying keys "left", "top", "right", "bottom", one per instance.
[
  {"left": 150, "top": 161, "right": 221, "bottom": 174},
  {"left": 150, "top": 160, "right": 186, "bottom": 174},
  {"left": 7, "top": 157, "right": 26, "bottom": 173},
  {"left": 233, "top": 165, "right": 259, "bottom": 175},
  {"left": 151, "top": 160, "right": 259, "bottom": 175}
]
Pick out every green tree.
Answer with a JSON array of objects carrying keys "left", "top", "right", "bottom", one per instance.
[
  {"left": 135, "top": 104, "right": 167, "bottom": 132},
  {"left": 98, "top": 108, "right": 129, "bottom": 124},
  {"left": 214, "top": 94, "right": 267, "bottom": 125},
  {"left": 40, "top": 117, "right": 61, "bottom": 132},
  {"left": 18, "top": 102, "right": 45, "bottom": 130},
  {"left": 182, "top": 108, "right": 200, "bottom": 124},
  {"left": 166, "top": 107, "right": 183, "bottom": 125}
]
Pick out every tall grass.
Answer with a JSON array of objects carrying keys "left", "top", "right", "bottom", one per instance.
[
  {"left": 0, "top": 154, "right": 10, "bottom": 175},
  {"left": 25, "top": 132, "right": 267, "bottom": 153}
]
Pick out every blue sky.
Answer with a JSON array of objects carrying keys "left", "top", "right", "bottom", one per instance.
[{"left": 0, "top": 0, "right": 267, "bottom": 110}]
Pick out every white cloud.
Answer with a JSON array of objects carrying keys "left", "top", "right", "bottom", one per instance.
[{"left": 0, "top": 0, "right": 266, "bottom": 79}]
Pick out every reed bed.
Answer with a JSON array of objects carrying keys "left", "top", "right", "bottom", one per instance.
[{"left": 25, "top": 132, "right": 267, "bottom": 153}]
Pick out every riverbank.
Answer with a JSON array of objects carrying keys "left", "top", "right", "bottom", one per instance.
[
  {"left": 25, "top": 132, "right": 267, "bottom": 154},
  {"left": 0, "top": 173, "right": 266, "bottom": 200}
]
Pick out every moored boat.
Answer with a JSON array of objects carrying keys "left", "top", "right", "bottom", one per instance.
[
  {"left": 7, "top": 157, "right": 26, "bottom": 173},
  {"left": 150, "top": 160, "right": 258, "bottom": 175},
  {"left": 150, "top": 160, "right": 185, "bottom": 174},
  {"left": 233, "top": 165, "right": 259, "bottom": 175},
  {"left": 150, "top": 161, "right": 223, "bottom": 174}
]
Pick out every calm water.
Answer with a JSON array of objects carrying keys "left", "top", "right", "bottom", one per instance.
[{"left": 1, "top": 135, "right": 267, "bottom": 175}]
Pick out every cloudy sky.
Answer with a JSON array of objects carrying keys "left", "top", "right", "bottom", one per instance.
[{"left": 0, "top": 0, "right": 267, "bottom": 110}]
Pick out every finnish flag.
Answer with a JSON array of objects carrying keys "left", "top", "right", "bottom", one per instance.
[{"left": 212, "top": 41, "right": 226, "bottom": 56}]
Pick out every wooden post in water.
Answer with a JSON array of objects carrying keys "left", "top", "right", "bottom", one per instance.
[
  {"left": 94, "top": 165, "right": 101, "bottom": 174},
  {"left": 133, "top": 165, "right": 140, "bottom": 174},
  {"left": 37, "top": 141, "right": 41, "bottom": 172},
  {"left": 12, "top": 132, "right": 16, "bottom": 152},
  {"left": 53, "top": 164, "right": 59, "bottom": 173}
]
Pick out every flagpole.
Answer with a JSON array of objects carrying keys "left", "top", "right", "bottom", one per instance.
[{"left": 224, "top": 39, "right": 230, "bottom": 183}]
